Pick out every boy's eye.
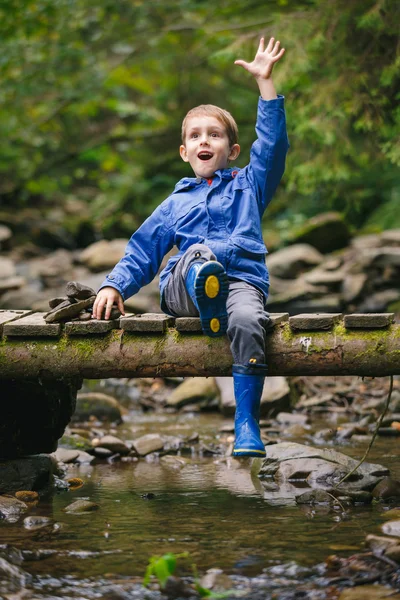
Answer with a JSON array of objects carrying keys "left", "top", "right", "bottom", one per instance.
[
  {"left": 190, "top": 133, "right": 198, "bottom": 139},
  {"left": 211, "top": 132, "right": 219, "bottom": 137}
]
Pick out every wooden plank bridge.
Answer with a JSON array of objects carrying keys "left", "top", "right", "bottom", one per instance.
[{"left": 0, "top": 309, "right": 399, "bottom": 379}]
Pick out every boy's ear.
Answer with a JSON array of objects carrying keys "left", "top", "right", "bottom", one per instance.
[
  {"left": 229, "top": 144, "right": 240, "bottom": 161},
  {"left": 180, "top": 145, "right": 189, "bottom": 162}
]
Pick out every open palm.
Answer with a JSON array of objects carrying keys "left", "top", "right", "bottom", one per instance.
[{"left": 235, "top": 37, "right": 285, "bottom": 79}]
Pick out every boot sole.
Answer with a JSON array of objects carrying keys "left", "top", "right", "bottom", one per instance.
[
  {"left": 233, "top": 448, "right": 266, "bottom": 457},
  {"left": 195, "top": 262, "right": 229, "bottom": 337}
]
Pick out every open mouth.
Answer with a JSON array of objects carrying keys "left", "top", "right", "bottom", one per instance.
[{"left": 198, "top": 151, "right": 213, "bottom": 161}]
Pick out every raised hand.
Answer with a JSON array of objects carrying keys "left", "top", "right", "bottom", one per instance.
[{"left": 235, "top": 37, "right": 285, "bottom": 81}]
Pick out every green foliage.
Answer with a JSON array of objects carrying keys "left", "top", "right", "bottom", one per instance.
[
  {"left": 143, "top": 551, "right": 237, "bottom": 598},
  {"left": 0, "top": 0, "right": 399, "bottom": 236}
]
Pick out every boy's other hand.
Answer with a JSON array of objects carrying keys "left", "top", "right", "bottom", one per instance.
[
  {"left": 235, "top": 37, "right": 285, "bottom": 80},
  {"left": 92, "top": 287, "right": 125, "bottom": 320}
]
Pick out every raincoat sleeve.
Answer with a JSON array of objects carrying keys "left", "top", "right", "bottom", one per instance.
[
  {"left": 242, "top": 95, "right": 289, "bottom": 213},
  {"left": 98, "top": 201, "right": 174, "bottom": 300}
]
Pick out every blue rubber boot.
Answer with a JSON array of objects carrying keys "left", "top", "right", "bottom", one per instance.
[
  {"left": 185, "top": 260, "right": 229, "bottom": 337},
  {"left": 232, "top": 362, "right": 268, "bottom": 457}
]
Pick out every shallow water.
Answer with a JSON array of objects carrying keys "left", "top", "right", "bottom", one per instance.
[{"left": 1, "top": 403, "right": 399, "bottom": 590}]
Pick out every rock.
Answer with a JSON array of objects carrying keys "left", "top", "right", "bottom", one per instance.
[
  {"left": 381, "top": 229, "right": 400, "bottom": 246},
  {"left": 258, "top": 442, "right": 389, "bottom": 501},
  {"left": 79, "top": 239, "right": 127, "bottom": 272},
  {"left": 0, "top": 455, "right": 55, "bottom": 494},
  {"left": 75, "top": 450, "right": 96, "bottom": 464},
  {"left": 166, "top": 377, "right": 219, "bottom": 409},
  {"left": 381, "top": 520, "right": 400, "bottom": 538},
  {"left": 287, "top": 212, "right": 351, "bottom": 254},
  {"left": 132, "top": 434, "right": 164, "bottom": 456},
  {"left": 48, "top": 296, "right": 69, "bottom": 309},
  {"left": 53, "top": 448, "right": 80, "bottom": 464},
  {"left": 0, "top": 257, "right": 16, "bottom": 279},
  {"left": 63, "top": 500, "right": 99, "bottom": 513},
  {"left": 160, "top": 455, "right": 189, "bottom": 470},
  {"left": 358, "top": 289, "right": 400, "bottom": 312},
  {"left": 23, "top": 516, "right": 52, "bottom": 530},
  {"left": 59, "top": 433, "right": 93, "bottom": 453},
  {"left": 295, "top": 489, "right": 334, "bottom": 505},
  {"left": 276, "top": 413, "right": 309, "bottom": 425},
  {"left": 0, "top": 224, "right": 12, "bottom": 248},
  {"left": 45, "top": 295, "right": 95, "bottom": 323},
  {"left": 372, "top": 477, "right": 400, "bottom": 499},
  {"left": 200, "top": 568, "right": 232, "bottom": 592},
  {"left": 266, "top": 244, "right": 324, "bottom": 279},
  {"left": 74, "top": 392, "right": 123, "bottom": 423},
  {"left": 92, "top": 435, "right": 130, "bottom": 454},
  {"left": 216, "top": 376, "right": 292, "bottom": 417},
  {"left": 0, "top": 496, "right": 28, "bottom": 523},
  {"left": 338, "top": 585, "right": 400, "bottom": 599},
  {"left": 0, "top": 557, "right": 31, "bottom": 594},
  {"left": 65, "top": 281, "right": 96, "bottom": 299},
  {"left": 342, "top": 273, "right": 368, "bottom": 303}
]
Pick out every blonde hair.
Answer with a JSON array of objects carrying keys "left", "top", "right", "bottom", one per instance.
[{"left": 181, "top": 104, "right": 238, "bottom": 148}]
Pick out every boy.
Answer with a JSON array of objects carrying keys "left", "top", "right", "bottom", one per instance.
[{"left": 92, "top": 37, "right": 289, "bottom": 458}]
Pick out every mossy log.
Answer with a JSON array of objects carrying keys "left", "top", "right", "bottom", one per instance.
[{"left": 0, "top": 322, "right": 399, "bottom": 378}]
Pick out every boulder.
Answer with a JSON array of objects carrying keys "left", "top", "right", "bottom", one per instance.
[
  {"left": 287, "top": 212, "right": 352, "bottom": 254},
  {"left": 74, "top": 392, "right": 123, "bottom": 423},
  {"left": 0, "top": 455, "right": 56, "bottom": 494},
  {"left": 78, "top": 239, "right": 127, "bottom": 272},
  {"left": 132, "top": 433, "right": 164, "bottom": 456},
  {"left": 166, "top": 377, "right": 219, "bottom": 409},
  {"left": 266, "top": 244, "right": 324, "bottom": 279}
]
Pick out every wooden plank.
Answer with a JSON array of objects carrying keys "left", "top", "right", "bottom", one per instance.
[
  {"left": 120, "top": 313, "right": 175, "bottom": 333},
  {"left": 65, "top": 318, "right": 120, "bottom": 335},
  {"left": 0, "top": 310, "right": 33, "bottom": 335},
  {"left": 344, "top": 313, "right": 395, "bottom": 329},
  {"left": 4, "top": 312, "right": 61, "bottom": 337},
  {"left": 289, "top": 313, "right": 342, "bottom": 331}
]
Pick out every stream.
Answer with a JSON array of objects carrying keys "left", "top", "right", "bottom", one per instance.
[{"left": 1, "top": 377, "right": 399, "bottom": 599}]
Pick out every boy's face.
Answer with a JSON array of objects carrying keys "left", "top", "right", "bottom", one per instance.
[{"left": 180, "top": 115, "right": 240, "bottom": 179}]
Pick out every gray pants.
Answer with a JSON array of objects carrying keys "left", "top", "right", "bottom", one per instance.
[{"left": 163, "top": 244, "right": 270, "bottom": 366}]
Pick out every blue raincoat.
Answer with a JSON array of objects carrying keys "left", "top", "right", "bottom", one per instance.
[{"left": 100, "top": 96, "right": 289, "bottom": 309}]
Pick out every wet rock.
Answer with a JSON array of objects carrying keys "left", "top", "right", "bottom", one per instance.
[
  {"left": 163, "top": 575, "right": 195, "bottom": 598},
  {"left": 132, "top": 434, "right": 164, "bottom": 456},
  {"left": 59, "top": 433, "right": 93, "bottom": 452},
  {"left": 372, "top": 477, "right": 400, "bottom": 499},
  {"left": 295, "top": 489, "right": 335, "bottom": 505},
  {"left": 75, "top": 450, "right": 96, "bottom": 464},
  {"left": 200, "top": 568, "right": 232, "bottom": 592},
  {"left": 160, "top": 455, "right": 190, "bottom": 470},
  {"left": 0, "top": 455, "right": 55, "bottom": 493},
  {"left": 339, "top": 585, "right": 400, "bottom": 599},
  {"left": 74, "top": 392, "right": 123, "bottom": 423},
  {"left": 45, "top": 295, "right": 95, "bottom": 323},
  {"left": 276, "top": 412, "right": 309, "bottom": 425},
  {"left": 92, "top": 435, "right": 130, "bottom": 454},
  {"left": 93, "top": 446, "right": 114, "bottom": 458},
  {"left": 63, "top": 500, "right": 99, "bottom": 513},
  {"left": 266, "top": 244, "right": 324, "bottom": 279},
  {"left": 53, "top": 448, "right": 80, "bottom": 464},
  {"left": 166, "top": 377, "right": 219, "bottom": 409},
  {"left": 258, "top": 442, "right": 389, "bottom": 500},
  {"left": 0, "top": 257, "right": 16, "bottom": 279},
  {"left": 23, "top": 516, "right": 53, "bottom": 530},
  {"left": 0, "top": 496, "right": 28, "bottom": 523},
  {"left": 0, "top": 557, "right": 31, "bottom": 594},
  {"left": 78, "top": 239, "right": 127, "bottom": 272},
  {"left": 381, "top": 519, "right": 400, "bottom": 538}
]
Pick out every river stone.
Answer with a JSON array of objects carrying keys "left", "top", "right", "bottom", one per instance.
[
  {"left": 276, "top": 412, "right": 309, "bottom": 425},
  {"left": 45, "top": 296, "right": 95, "bottom": 323},
  {"left": 258, "top": 442, "right": 389, "bottom": 495},
  {"left": 200, "top": 568, "right": 232, "bottom": 592},
  {"left": 65, "top": 281, "right": 96, "bottom": 300},
  {"left": 59, "top": 433, "right": 93, "bottom": 452},
  {"left": 63, "top": 500, "right": 99, "bottom": 513},
  {"left": 381, "top": 519, "right": 400, "bottom": 538},
  {"left": 216, "top": 376, "right": 291, "bottom": 417},
  {"left": 23, "top": 516, "right": 52, "bottom": 530},
  {"left": 381, "top": 229, "right": 400, "bottom": 245},
  {"left": 132, "top": 434, "right": 164, "bottom": 456},
  {"left": 0, "top": 224, "right": 12, "bottom": 245},
  {"left": 74, "top": 392, "right": 123, "bottom": 423},
  {"left": 287, "top": 212, "right": 351, "bottom": 254},
  {"left": 266, "top": 244, "right": 324, "bottom": 279},
  {"left": 0, "top": 257, "right": 16, "bottom": 279},
  {"left": 0, "top": 496, "right": 28, "bottom": 523},
  {"left": 48, "top": 296, "right": 69, "bottom": 309},
  {"left": 79, "top": 239, "right": 127, "bottom": 271},
  {"left": 295, "top": 489, "right": 334, "bottom": 505},
  {"left": 372, "top": 477, "right": 400, "bottom": 499},
  {"left": 338, "top": 586, "right": 400, "bottom": 599},
  {"left": 53, "top": 448, "right": 80, "bottom": 464},
  {"left": 166, "top": 377, "right": 219, "bottom": 408},
  {"left": 92, "top": 435, "right": 130, "bottom": 454},
  {"left": 75, "top": 450, "right": 96, "bottom": 464},
  {"left": 0, "top": 557, "right": 31, "bottom": 594},
  {"left": 0, "top": 455, "right": 55, "bottom": 494},
  {"left": 342, "top": 273, "right": 368, "bottom": 303}
]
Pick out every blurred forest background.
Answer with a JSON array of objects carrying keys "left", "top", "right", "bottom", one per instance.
[{"left": 0, "top": 0, "right": 399, "bottom": 249}]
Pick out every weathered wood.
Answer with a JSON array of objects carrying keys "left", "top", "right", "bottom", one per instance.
[
  {"left": 289, "top": 313, "right": 342, "bottom": 330},
  {"left": 344, "top": 313, "right": 395, "bottom": 328},
  {"left": 0, "top": 319, "right": 398, "bottom": 378},
  {"left": 4, "top": 312, "right": 61, "bottom": 336},
  {"left": 0, "top": 310, "right": 32, "bottom": 334}
]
